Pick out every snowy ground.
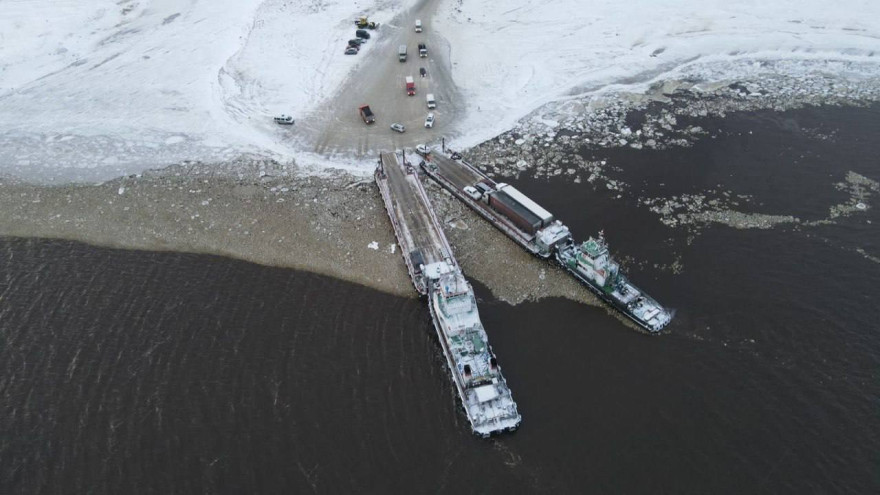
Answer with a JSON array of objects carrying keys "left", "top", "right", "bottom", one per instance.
[
  {"left": 434, "top": 0, "right": 880, "bottom": 149},
  {"left": 1, "top": 0, "right": 878, "bottom": 182},
  {"left": 0, "top": 0, "right": 408, "bottom": 182}
]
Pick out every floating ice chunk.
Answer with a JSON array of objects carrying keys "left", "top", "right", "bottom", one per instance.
[{"left": 367, "top": 241, "right": 379, "bottom": 250}]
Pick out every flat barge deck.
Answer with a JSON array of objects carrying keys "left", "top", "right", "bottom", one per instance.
[
  {"left": 376, "top": 151, "right": 455, "bottom": 295},
  {"left": 422, "top": 152, "right": 569, "bottom": 257}
]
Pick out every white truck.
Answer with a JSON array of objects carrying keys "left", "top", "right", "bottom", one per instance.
[
  {"left": 418, "top": 43, "right": 427, "bottom": 58},
  {"left": 398, "top": 45, "right": 407, "bottom": 62},
  {"left": 426, "top": 93, "right": 436, "bottom": 109},
  {"left": 415, "top": 20, "right": 422, "bottom": 32}
]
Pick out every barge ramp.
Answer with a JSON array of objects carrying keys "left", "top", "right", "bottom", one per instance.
[{"left": 375, "top": 151, "right": 522, "bottom": 437}]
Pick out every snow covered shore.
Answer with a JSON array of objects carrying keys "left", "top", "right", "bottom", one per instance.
[
  {"left": 1, "top": 0, "right": 879, "bottom": 182},
  {"left": 0, "top": 0, "right": 405, "bottom": 181},
  {"left": 435, "top": 0, "right": 880, "bottom": 149}
]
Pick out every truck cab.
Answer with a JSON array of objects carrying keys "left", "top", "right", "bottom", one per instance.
[
  {"left": 405, "top": 76, "right": 415, "bottom": 96},
  {"left": 415, "top": 20, "right": 422, "bottom": 32},
  {"left": 426, "top": 93, "right": 436, "bottom": 109},
  {"left": 418, "top": 43, "right": 427, "bottom": 58}
]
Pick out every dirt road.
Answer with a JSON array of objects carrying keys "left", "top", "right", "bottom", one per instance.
[{"left": 297, "top": 1, "right": 463, "bottom": 158}]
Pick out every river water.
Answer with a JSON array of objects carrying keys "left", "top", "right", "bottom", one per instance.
[{"left": 1, "top": 105, "right": 878, "bottom": 493}]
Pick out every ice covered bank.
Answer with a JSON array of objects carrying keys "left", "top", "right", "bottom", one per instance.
[
  {"left": 1, "top": 0, "right": 878, "bottom": 183},
  {"left": 0, "top": 0, "right": 405, "bottom": 182},
  {"left": 433, "top": 0, "right": 880, "bottom": 149}
]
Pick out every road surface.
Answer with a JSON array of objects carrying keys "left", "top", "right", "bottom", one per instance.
[{"left": 296, "top": 1, "right": 463, "bottom": 158}]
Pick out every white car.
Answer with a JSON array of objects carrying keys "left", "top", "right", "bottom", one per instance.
[
  {"left": 463, "top": 185, "right": 481, "bottom": 200},
  {"left": 424, "top": 113, "right": 434, "bottom": 128},
  {"left": 415, "top": 144, "right": 431, "bottom": 156},
  {"left": 390, "top": 122, "right": 406, "bottom": 133}
]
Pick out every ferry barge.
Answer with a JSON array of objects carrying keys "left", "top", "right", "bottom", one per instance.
[
  {"left": 419, "top": 147, "right": 672, "bottom": 333},
  {"left": 375, "top": 151, "right": 521, "bottom": 436}
]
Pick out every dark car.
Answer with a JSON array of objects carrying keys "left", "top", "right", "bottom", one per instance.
[
  {"left": 419, "top": 67, "right": 427, "bottom": 77},
  {"left": 344, "top": 47, "right": 358, "bottom": 55},
  {"left": 348, "top": 39, "right": 363, "bottom": 47},
  {"left": 355, "top": 29, "right": 370, "bottom": 39}
]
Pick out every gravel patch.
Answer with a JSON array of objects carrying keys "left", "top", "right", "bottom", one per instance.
[{"left": 0, "top": 157, "right": 604, "bottom": 313}]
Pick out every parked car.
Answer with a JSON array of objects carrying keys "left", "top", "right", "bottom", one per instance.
[
  {"left": 359, "top": 105, "right": 375, "bottom": 124},
  {"left": 349, "top": 38, "right": 365, "bottom": 46},
  {"left": 390, "top": 122, "right": 406, "bottom": 133},
  {"left": 348, "top": 40, "right": 362, "bottom": 48},
  {"left": 419, "top": 67, "right": 427, "bottom": 77},
  {"left": 273, "top": 115, "right": 294, "bottom": 125},
  {"left": 424, "top": 113, "right": 434, "bottom": 128},
  {"left": 415, "top": 144, "right": 431, "bottom": 156},
  {"left": 463, "top": 186, "right": 482, "bottom": 200},
  {"left": 355, "top": 29, "right": 371, "bottom": 39},
  {"left": 344, "top": 47, "right": 358, "bottom": 55}
]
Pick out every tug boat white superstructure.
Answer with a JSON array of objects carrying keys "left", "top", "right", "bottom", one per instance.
[
  {"left": 556, "top": 232, "right": 673, "bottom": 332},
  {"left": 426, "top": 262, "right": 521, "bottom": 437}
]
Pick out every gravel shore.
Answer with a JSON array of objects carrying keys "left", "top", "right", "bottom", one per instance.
[{"left": 0, "top": 157, "right": 605, "bottom": 314}]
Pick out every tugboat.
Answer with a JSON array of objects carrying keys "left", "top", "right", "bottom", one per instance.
[
  {"left": 427, "top": 263, "right": 522, "bottom": 437},
  {"left": 557, "top": 231, "right": 672, "bottom": 333}
]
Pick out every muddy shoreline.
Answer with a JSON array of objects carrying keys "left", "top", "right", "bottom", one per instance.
[{"left": 0, "top": 157, "right": 601, "bottom": 313}]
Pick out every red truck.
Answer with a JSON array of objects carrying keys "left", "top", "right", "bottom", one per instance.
[
  {"left": 405, "top": 76, "right": 415, "bottom": 96},
  {"left": 358, "top": 105, "right": 375, "bottom": 124}
]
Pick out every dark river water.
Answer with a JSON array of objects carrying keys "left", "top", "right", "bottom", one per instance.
[{"left": 2, "top": 105, "right": 879, "bottom": 493}]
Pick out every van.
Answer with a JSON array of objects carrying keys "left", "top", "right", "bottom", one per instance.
[
  {"left": 398, "top": 45, "right": 407, "bottom": 62},
  {"left": 426, "top": 93, "right": 436, "bottom": 109},
  {"left": 414, "top": 20, "right": 422, "bottom": 32}
]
